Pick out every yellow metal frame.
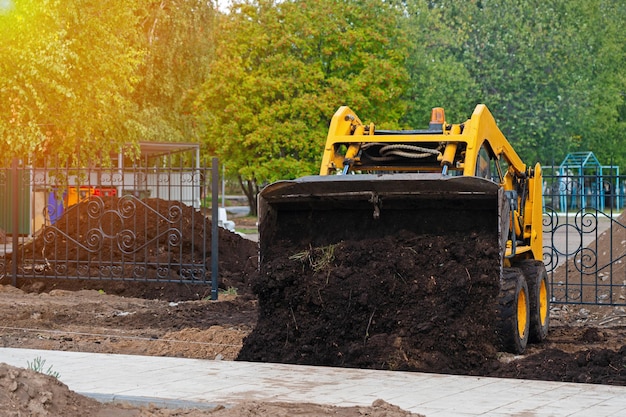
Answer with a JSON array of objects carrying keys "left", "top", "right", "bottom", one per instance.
[{"left": 319, "top": 104, "right": 543, "bottom": 263}]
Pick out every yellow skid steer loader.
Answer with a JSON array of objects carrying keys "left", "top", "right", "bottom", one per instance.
[{"left": 258, "top": 104, "right": 549, "bottom": 353}]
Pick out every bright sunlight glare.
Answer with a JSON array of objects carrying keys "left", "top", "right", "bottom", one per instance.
[{"left": 0, "top": 0, "right": 14, "bottom": 14}]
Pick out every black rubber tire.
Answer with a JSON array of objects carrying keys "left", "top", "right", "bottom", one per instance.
[
  {"left": 517, "top": 260, "right": 550, "bottom": 343},
  {"left": 497, "top": 268, "right": 530, "bottom": 354}
]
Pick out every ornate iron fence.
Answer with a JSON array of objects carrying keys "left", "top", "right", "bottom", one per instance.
[
  {"left": 0, "top": 162, "right": 220, "bottom": 293},
  {"left": 2, "top": 165, "right": 625, "bottom": 306},
  {"left": 543, "top": 172, "right": 626, "bottom": 305}
]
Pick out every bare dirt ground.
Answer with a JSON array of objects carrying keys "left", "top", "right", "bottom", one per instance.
[{"left": 1, "top": 203, "right": 626, "bottom": 416}]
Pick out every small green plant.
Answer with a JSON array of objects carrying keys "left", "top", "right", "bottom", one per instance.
[
  {"left": 27, "top": 357, "right": 60, "bottom": 379},
  {"left": 220, "top": 286, "right": 238, "bottom": 296},
  {"left": 204, "top": 286, "right": 238, "bottom": 300}
]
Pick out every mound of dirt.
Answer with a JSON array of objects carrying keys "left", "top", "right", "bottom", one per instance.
[
  {"left": 487, "top": 344, "right": 626, "bottom": 385},
  {"left": 240, "top": 223, "right": 626, "bottom": 383},
  {"left": 8, "top": 197, "right": 257, "bottom": 301},
  {"left": 0, "top": 362, "right": 115, "bottom": 417},
  {"left": 210, "top": 399, "right": 424, "bottom": 417},
  {"left": 238, "top": 230, "right": 503, "bottom": 373}
]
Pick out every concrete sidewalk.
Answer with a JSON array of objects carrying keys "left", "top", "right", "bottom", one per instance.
[{"left": 2, "top": 347, "right": 626, "bottom": 416}]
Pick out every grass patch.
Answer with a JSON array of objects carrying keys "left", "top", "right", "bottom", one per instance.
[
  {"left": 235, "top": 227, "right": 258, "bottom": 235},
  {"left": 234, "top": 215, "right": 258, "bottom": 235}
]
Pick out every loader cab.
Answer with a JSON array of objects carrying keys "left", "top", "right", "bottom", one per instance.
[
  {"left": 475, "top": 142, "right": 508, "bottom": 184},
  {"left": 476, "top": 146, "right": 492, "bottom": 179}
]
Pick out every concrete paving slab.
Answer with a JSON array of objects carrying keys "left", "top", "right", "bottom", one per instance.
[{"left": 2, "top": 347, "right": 626, "bottom": 416}]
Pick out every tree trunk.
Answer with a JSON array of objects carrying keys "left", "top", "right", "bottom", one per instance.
[{"left": 238, "top": 175, "right": 259, "bottom": 216}]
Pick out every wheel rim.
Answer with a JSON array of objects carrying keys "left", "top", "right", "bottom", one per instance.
[
  {"left": 539, "top": 278, "right": 548, "bottom": 325},
  {"left": 517, "top": 287, "right": 528, "bottom": 339}
]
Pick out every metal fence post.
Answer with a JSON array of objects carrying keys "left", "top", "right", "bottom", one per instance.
[
  {"left": 11, "top": 158, "right": 18, "bottom": 287},
  {"left": 211, "top": 157, "right": 219, "bottom": 300}
]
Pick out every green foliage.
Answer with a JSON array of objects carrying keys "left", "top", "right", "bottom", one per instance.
[
  {"left": 220, "top": 287, "right": 238, "bottom": 296},
  {"left": 400, "top": 1, "right": 480, "bottom": 126},
  {"left": 1, "top": 0, "right": 624, "bottom": 183},
  {"left": 27, "top": 357, "right": 60, "bottom": 379},
  {"left": 196, "top": 0, "right": 625, "bottom": 203},
  {"left": 0, "top": 0, "right": 145, "bottom": 165},
  {"left": 195, "top": 0, "right": 410, "bottom": 198},
  {"left": 432, "top": 0, "right": 626, "bottom": 167},
  {"left": 132, "top": 0, "right": 217, "bottom": 145},
  {"left": 566, "top": 0, "right": 626, "bottom": 168}
]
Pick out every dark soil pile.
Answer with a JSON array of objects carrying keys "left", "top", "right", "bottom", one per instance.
[
  {"left": 488, "top": 345, "right": 626, "bottom": 385},
  {"left": 238, "top": 230, "right": 503, "bottom": 373},
  {"left": 240, "top": 224, "right": 626, "bottom": 383},
  {"left": 490, "top": 326, "right": 626, "bottom": 384},
  {"left": 8, "top": 197, "right": 257, "bottom": 301}
]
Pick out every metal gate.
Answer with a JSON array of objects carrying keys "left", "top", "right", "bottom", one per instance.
[{"left": 543, "top": 172, "right": 626, "bottom": 305}]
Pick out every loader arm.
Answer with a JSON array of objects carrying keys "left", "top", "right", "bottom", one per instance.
[{"left": 317, "top": 104, "right": 543, "bottom": 262}]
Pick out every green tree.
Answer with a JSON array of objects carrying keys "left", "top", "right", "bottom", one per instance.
[
  {"left": 1, "top": 0, "right": 70, "bottom": 163},
  {"left": 0, "top": 0, "right": 145, "bottom": 166},
  {"left": 400, "top": 1, "right": 479, "bottom": 127},
  {"left": 131, "top": 0, "right": 218, "bottom": 146},
  {"left": 439, "top": 0, "right": 577, "bottom": 164},
  {"left": 195, "top": 0, "right": 410, "bottom": 213},
  {"left": 563, "top": 0, "right": 626, "bottom": 168},
  {"left": 434, "top": 0, "right": 626, "bottom": 168}
]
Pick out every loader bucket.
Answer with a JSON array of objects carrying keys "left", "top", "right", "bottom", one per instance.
[
  {"left": 258, "top": 174, "right": 507, "bottom": 258},
  {"left": 251, "top": 173, "right": 535, "bottom": 357}
]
